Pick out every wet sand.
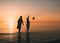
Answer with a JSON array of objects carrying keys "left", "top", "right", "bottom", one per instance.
[
  {"left": 44, "top": 39, "right": 60, "bottom": 43},
  {"left": 0, "top": 31, "right": 60, "bottom": 43}
]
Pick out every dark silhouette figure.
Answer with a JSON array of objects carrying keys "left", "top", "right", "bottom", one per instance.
[
  {"left": 26, "top": 16, "right": 30, "bottom": 32},
  {"left": 17, "top": 16, "right": 24, "bottom": 32},
  {"left": 26, "top": 32, "right": 30, "bottom": 43},
  {"left": 17, "top": 32, "right": 21, "bottom": 43}
]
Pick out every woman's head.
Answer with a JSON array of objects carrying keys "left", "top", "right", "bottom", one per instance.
[{"left": 20, "top": 16, "right": 22, "bottom": 19}]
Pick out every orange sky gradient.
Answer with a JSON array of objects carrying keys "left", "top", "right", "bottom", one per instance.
[{"left": 0, "top": 0, "right": 60, "bottom": 33}]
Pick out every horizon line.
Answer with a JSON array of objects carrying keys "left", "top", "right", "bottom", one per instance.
[{"left": 0, "top": 21, "right": 60, "bottom": 23}]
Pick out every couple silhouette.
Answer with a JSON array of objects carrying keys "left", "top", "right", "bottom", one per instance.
[
  {"left": 17, "top": 16, "right": 30, "bottom": 43},
  {"left": 17, "top": 16, "right": 30, "bottom": 32}
]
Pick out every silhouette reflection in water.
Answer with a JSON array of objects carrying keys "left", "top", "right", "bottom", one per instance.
[
  {"left": 26, "top": 32, "right": 30, "bottom": 43},
  {"left": 17, "top": 32, "right": 21, "bottom": 43}
]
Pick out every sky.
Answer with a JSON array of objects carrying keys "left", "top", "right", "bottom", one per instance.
[
  {"left": 0, "top": 0, "right": 60, "bottom": 33},
  {"left": 0, "top": 0, "right": 60, "bottom": 21}
]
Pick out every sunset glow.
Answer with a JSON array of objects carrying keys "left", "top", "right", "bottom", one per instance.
[
  {"left": 8, "top": 18, "right": 14, "bottom": 33},
  {"left": 0, "top": 0, "right": 60, "bottom": 33}
]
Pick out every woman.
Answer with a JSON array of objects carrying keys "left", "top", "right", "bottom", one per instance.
[{"left": 17, "top": 16, "right": 24, "bottom": 32}]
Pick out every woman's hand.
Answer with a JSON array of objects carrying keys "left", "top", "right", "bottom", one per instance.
[{"left": 23, "top": 23, "right": 24, "bottom": 25}]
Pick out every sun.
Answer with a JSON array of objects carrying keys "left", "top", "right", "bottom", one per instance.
[{"left": 8, "top": 17, "right": 14, "bottom": 33}]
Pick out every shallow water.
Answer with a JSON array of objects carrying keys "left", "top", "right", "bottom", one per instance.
[{"left": 0, "top": 31, "right": 60, "bottom": 43}]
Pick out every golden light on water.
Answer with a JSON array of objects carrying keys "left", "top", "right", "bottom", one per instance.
[{"left": 8, "top": 17, "right": 14, "bottom": 33}]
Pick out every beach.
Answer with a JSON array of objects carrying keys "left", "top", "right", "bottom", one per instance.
[{"left": 0, "top": 31, "right": 60, "bottom": 43}]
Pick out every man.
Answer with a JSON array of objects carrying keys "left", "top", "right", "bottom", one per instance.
[{"left": 26, "top": 16, "right": 30, "bottom": 32}]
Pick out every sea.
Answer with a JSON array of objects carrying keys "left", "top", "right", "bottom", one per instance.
[{"left": 0, "top": 23, "right": 60, "bottom": 43}]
